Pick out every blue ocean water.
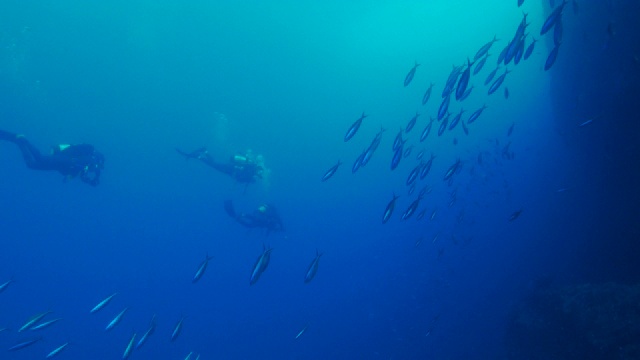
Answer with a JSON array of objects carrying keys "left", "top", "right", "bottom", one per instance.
[{"left": 1, "top": 1, "right": 639, "bottom": 359}]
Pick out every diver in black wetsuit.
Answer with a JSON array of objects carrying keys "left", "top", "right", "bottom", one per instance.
[
  {"left": 224, "top": 200, "right": 284, "bottom": 235},
  {"left": 0, "top": 130, "right": 105, "bottom": 186},
  {"left": 176, "top": 147, "right": 264, "bottom": 184}
]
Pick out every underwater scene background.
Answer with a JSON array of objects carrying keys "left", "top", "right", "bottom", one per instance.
[{"left": 1, "top": 1, "right": 639, "bottom": 359}]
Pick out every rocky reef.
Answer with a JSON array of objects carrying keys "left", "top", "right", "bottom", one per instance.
[{"left": 506, "top": 282, "right": 640, "bottom": 359}]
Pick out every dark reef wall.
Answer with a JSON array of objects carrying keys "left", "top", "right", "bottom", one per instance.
[
  {"left": 506, "top": 282, "right": 640, "bottom": 359},
  {"left": 506, "top": 2, "right": 640, "bottom": 358},
  {"left": 549, "top": 0, "right": 640, "bottom": 282}
]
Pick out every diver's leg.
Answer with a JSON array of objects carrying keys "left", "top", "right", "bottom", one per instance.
[
  {"left": 175, "top": 148, "right": 192, "bottom": 159},
  {"left": 1, "top": 132, "right": 59, "bottom": 171},
  {"left": 14, "top": 138, "right": 52, "bottom": 170},
  {"left": 176, "top": 147, "right": 207, "bottom": 160},
  {"left": 0, "top": 130, "right": 18, "bottom": 142},
  {"left": 201, "top": 157, "right": 234, "bottom": 176},
  {"left": 224, "top": 200, "right": 237, "bottom": 218},
  {"left": 0, "top": 131, "right": 39, "bottom": 166}
]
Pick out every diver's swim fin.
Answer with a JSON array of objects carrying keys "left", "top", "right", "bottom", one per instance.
[
  {"left": 0, "top": 130, "right": 18, "bottom": 142},
  {"left": 224, "top": 200, "right": 237, "bottom": 218},
  {"left": 176, "top": 147, "right": 208, "bottom": 161},
  {"left": 175, "top": 148, "right": 191, "bottom": 160}
]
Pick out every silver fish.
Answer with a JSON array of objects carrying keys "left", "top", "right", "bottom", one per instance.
[
  {"left": 171, "top": 316, "right": 186, "bottom": 341},
  {"left": 523, "top": 37, "right": 536, "bottom": 60},
  {"left": 406, "top": 163, "right": 422, "bottom": 186},
  {"left": 459, "top": 86, "right": 474, "bottom": 102},
  {"left": 540, "top": 1, "right": 567, "bottom": 35},
  {"left": 8, "top": 336, "right": 42, "bottom": 351},
  {"left": 19, "top": 311, "right": 52, "bottom": 332},
  {"left": 46, "top": 342, "right": 68, "bottom": 359},
  {"left": 404, "top": 62, "right": 420, "bottom": 87},
  {"left": 105, "top": 308, "right": 128, "bottom": 331},
  {"left": 192, "top": 254, "right": 213, "bottom": 283},
  {"left": 295, "top": 324, "right": 309, "bottom": 339},
  {"left": 448, "top": 109, "right": 465, "bottom": 131},
  {"left": 473, "top": 55, "right": 488, "bottom": 75},
  {"left": 123, "top": 333, "right": 136, "bottom": 359},
  {"left": 419, "top": 117, "right": 434, "bottom": 142},
  {"left": 403, "top": 145, "right": 413, "bottom": 159},
  {"left": 485, "top": 66, "right": 500, "bottom": 86},
  {"left": 405, "top": 112, "right": 419, "bottom": 133},
  {"left": 250, "top": 246, "right": 273, "bottom": 285},
  {"left": 391, "top": 146, "right": 403, "bottom": 171},
  {"left": 304, "top": 250, "right": 323, "bottom": 284},
  {"left": 135, "top": 314, "right": 157, "bottom": 349},
  {"left": 360, "top": 147, "right": 374, "bottom": 168},
  {"left": 488, "top": 69, "right": 510, "bottom": 95},
  {"left": 455, "top": 59, "right": 473, "bottom": 101},
  {"left": 438, "top": 94, "right": 451, "bottom": 120},
  {"left": 438, "top": 114, "right": 449, "bottom": 136},
  {"left": 442, "top": 64, "right": 464, "bottom": 97},
  {"left": 91, "top": 292, "right": 117, "bottom": 313},
  {"left": 382, "top": 194, "right": 400, "bottom": 223},
  {"left": 422, "top": 83, "right": 435, "bottom": 105},
  {"left": 509, "top": 209, "right": 523, "bottom": 222},
  {"left": 461, "top": 118, "right": 469, "bottom": 135},
  {"left": 497, "top": 43, "right": 509, "bottom": 65},
  {"left": 443, "top": 159, "right": 461, "bottom": 181},
  {"left": 401, "top": 195, "right": 423, "bottom": 220},
  {"left": 392, "top": 129, "right": 404, "bottom": 151},
  {"left": 474, "top": 35, "right": 498, "bottom": 61},
  {"left": 554, "top": 17, "right": 563, "bottom": 46},
  {"left": 420, "top": 154, "right": 435, "bottom": 180},
  {"left": 544, "top": 45, "right": 560, "bottom": 71},
  {"left": 30, "top": 318, "right": 62, "bottom": 331},
  {"left": 467, "top": 105, "right": 487, "bottom": 124},
  {"left": 352, "top": 151, "right": 365, "bottom": 173},
  {"left": 344, "top": 112, "right": 367, "bottom": 142},
  {"left": 0, "top": 278, "right": 13, "bottom": 293},
  {"left": 578, "top": 119, "right": 593, "bottom": 127},
  {"left": 513, "top": 38, "right": 525, "bottom": 65}
]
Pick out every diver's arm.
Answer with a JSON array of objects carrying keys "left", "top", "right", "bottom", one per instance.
[{"left": 80, "top": 167, "right": 100, "bottom": 186}]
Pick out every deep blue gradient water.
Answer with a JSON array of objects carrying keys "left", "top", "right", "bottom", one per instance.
[{"left": 1, "top": 1, "right": 639, "bottom": 359}]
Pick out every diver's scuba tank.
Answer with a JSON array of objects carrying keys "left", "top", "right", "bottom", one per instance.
[
  {"left": 233, "top": 154, "right": 248, "bottom": 164},
  {"left": 52, "top": 144, "right": 71, "bottom": 154}
]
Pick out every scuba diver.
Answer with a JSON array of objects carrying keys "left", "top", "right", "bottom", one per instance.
[
  {"left": 0, "top": 130, "right": 105, "bottom": 186},
  {"left": 224, "top": 200, "right": 284, "bottom": 235},
  {"left": 176, "top": 147, "right": 264, "bottom": 185}
]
